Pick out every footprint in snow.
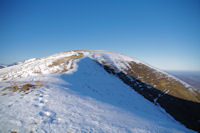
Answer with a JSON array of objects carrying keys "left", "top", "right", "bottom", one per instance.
[
  {"left": 40, "top": 100, "right": 44, "bottom": 104},
  {"left": 34, "top": 98, "right": 39, "bottom": 102},
  {"left": 33, "top": 104, "right": 39, "bottom": 108},
  {"left": 39, "top": 110, "right": 57, "bottom": 124},
  {"left": 8, "top": 104, "right": 13, "bottom": 107},
  {"left": 33, "top": 96, "right": 47, "bottom": 108}
]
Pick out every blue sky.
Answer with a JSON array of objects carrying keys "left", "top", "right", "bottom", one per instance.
[{"left": 0, "top": 0, "right": 200, "bottom": 70}]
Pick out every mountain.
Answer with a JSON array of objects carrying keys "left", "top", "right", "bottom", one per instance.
[
  {"left": 0, "top": 50, "right": 199, "bottom": 133},
  {"left": 7, "top": 61, "right": 23, "bottom": 67},
  {"left": 0, "top": 62, "right": 23, "bottom": 69},
  {"left": 0, "top": 64, "right": 7, "bottom": 69}
]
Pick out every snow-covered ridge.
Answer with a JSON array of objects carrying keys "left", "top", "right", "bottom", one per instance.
[
  {"left": 0, "top": 50, "right": 140, "bottom": 81},
  {"left": 0, "top": 57, "right": 195, "bottom": 133},
  {"left": 0, "top": 50, "right": 194, "bottom": 91}
]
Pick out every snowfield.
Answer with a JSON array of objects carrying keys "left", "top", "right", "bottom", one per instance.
[
  {"left": 0, "top": 51, "right": 196, "bottom": 132},
  {"left": 0, "top": 57, "right": 195, "bottom": 133}
]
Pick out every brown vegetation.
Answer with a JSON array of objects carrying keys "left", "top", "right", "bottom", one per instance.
[
  {"left": 34, "top": 81, "right": 43, "bottom": 87},
  {"left": 11, "top": 85, "right": 19, "bottom": 92},
  {"left": 20, "top": 84, "right": 35, "bottom": 92},
  {"left": 48, "top": 57, "right": 69, "bottom": 68},
  {"left": 1, "top": 86, "right": 10, "bottom": 91},
  {"left": 1, "top": 81, "right": 43, "bottom": 95},
  {"left": 125, "top": 61, "right": 200, "bottom": 103},
  {"left": 48, "top": 53, "right": 84, "bottom": 73},
  {"left": 2, "top": 92, "right": 7, "bottom": 96}
]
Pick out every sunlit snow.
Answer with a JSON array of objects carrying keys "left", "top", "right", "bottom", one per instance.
[{"left": 0, "top": 57, "right": 194, "bottom": 133}]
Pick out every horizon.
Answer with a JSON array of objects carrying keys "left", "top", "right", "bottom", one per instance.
[{"left": 1, "top": 0, "right": 200, "bottom": 71}]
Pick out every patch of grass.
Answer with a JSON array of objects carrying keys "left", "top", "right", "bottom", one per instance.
[
  {"left": 20, "top": 84, "right": 35, "bottom": 92},
  {"left": 34, "top": 81, "right": 43, "bottom": 87},
  {"left": 48, "top": 57, "right": 69, "bottom": 68},
  {"left": 1, "top": 81, "right": 44, "bottom": 96},
  {"left": 49, "top": 53, "right": 83, "bottom": 68},
  {"left": 48, "top": 53, "right": 83, "bottom": 73},
  {"left": 11, "top": 85, "right": 19, "bottom": 92},
  {"left": 2, "top": 92, "right": 7, "bottom": 96},
  {"left": 3, "top": 78, "right": 7, "bottom": 80},
  {"left": 1, "top": 86, "right": 10, "bottom": 91}
]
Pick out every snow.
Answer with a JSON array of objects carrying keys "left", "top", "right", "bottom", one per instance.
[
  {"left": 0, "top": 57, "right": 195, "bottom": 133},
  {"left": 0, "top": 50, "right": 194, "bottom": 90},
  {"left": 88, "top": 51, "right": 141, "bottom": 72},
  {"left": 0, "top": 51, "right": 84, "bottom": 81}
]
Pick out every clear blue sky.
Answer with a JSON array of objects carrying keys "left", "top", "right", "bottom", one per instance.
[{"left": 0, "top": 0, "right": 200, "bottom": 71}]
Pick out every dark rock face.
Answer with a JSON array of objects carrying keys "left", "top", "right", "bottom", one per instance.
[{"left": 102, "top": 64, "right": 200, "bottom": 131}]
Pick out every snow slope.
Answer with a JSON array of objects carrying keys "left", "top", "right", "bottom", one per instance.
[
  {"left": 0, "top": 50, "right": 193, "bottom": 89},
  {"left": 0, "top": 57, "right": 195, "bottom": 133}
]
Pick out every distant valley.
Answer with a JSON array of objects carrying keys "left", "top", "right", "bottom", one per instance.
[{"left": 167, "top": 71, "right": 200, "bottom": 92}]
